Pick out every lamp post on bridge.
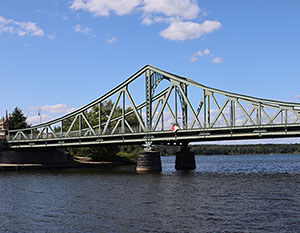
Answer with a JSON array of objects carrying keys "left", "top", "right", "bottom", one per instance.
[{"left": 38, "top": 108, "right": 42, "bottom": 124}]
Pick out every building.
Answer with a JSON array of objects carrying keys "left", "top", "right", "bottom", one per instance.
[{"left": 0, "top": 111, "right": 9, "bottom": 139}]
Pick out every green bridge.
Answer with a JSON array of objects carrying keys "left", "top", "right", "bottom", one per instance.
[{"left": 3, "top": 65, "right": 300, "bottom": 171}]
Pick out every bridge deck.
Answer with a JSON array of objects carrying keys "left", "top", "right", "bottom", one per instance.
[{"left": 8, "top": 124, "right": 300, "bottom": 148}]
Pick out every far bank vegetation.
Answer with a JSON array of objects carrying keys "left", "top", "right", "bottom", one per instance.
[{"left": 157, "top": 144, "right": 300, "bottom": 156}]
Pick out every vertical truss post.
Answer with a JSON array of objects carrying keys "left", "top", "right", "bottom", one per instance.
[
  {"left": 181, "top": 83, "right": 188, "bottom": 129},
  {"left": 258, "top": 103, "right": 262, "bottom": 126},
  {"left": 207, "top": 93, "right": 211, "bottom": 127},
  {"left": 31, "top": 129, "right": 33, "bottom": 140},
  {"left": 230, "top": 100, "right": 235, "bottom": 127},
  {"left": 256, "top": 104, "right": 259, "bottom": 125},
  {"left": 145, "top": 69, "right": 152, "bottom": 132},
  {"left": 61, "top": 121, "right": 63, "bottom": 137},
  {"left": 285, "top": 109, "right": 288, "bottom": 125},
  {"left": 122, "top": 90, "right": 125, "bottom": 134},
  {"left": 203, "top": 90, "right": 206, "bottom": 128},
  {"left": 139, "top": 108, "right": 142, "bottom": 132},
  {"left": 98, "top": 103, "right": 102, "bottom": 135},
  {"left": 175, "top": 86, "right": 178, "bottom": 125},
  {"left": 161, "top": 99, "right": 164, "bottom": 130},
  {"left": 79, "top": 114, "right": 82, "bottom": 136}
]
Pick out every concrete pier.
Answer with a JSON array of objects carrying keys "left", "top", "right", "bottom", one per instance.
[
  {"left": 136, "top": 150, "right": 162, "bottom": 172},
  {"left": 175, "top": 146, "right": 196, "bottom": 170}
]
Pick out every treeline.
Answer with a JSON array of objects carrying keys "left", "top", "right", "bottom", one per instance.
[{"left": 156, "top": 144, "right": 300, "bottom": 156}]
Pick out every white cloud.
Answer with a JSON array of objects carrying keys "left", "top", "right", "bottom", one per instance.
[
  {"left": 197, "top": 50, "right": 203, "bottom": 56},
  {"left": 190, "top": 55, "right": 198, "bottom": 62},
  {"left": 141, "top": 16, "right": 178, "bottom": 26},
  {"left": 159, "top": 20, "right": 221, "bottom": 41},
  {"left": 29, "top": 104, "right": 76, "bottom": 114},
  {"left": 27, "top": 104, "right": 76, "bottom": 125},
  {"left": 27, "top": 114, "right": 52, "bottom": 125},
  {"left": 73, "top": 24, "right": 92, "bottom": 35},
  {"left": 203, "top": 49, "right": 211, "bottom": 55},
  {"left": 142, "top": 16, "right": 153, "bottom": 25},
  {"left": 106, "top": 36, "right": 116, "bottom": 43},
  {"left": 190, "top": 48, "right": 213, "bottom": 62},
  {"left": 211, "top": 57, "right": 223, "bottom": 63},
  {"left": 0, "top": 16, "right": 44, "bottom": 37},
  {"left": 70, "top": 0, "right": 141, "bottom": 16},
  {"left": 142, "top": 0, "right": 199, "bottom": 21},
  {"left": 70, "top": 0, "right": 200, "bottom": 20},
  {"left": 69, "top": 0, "right": 221, "bottom": 41},
  {"left": 47, "top": 34, "right": 56, "bottom": 39}
]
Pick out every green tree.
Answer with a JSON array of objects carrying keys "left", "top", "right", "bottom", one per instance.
[
  {"left": 8, "top": 107, "right": 31, "bottom": 130},
  {"left": 65, "top": 100, "right": 141, "bottom": 163}
]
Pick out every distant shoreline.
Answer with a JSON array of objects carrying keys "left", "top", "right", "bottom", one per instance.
[{"left": 156, "top": 143, "right": 300, "bottom": 156}]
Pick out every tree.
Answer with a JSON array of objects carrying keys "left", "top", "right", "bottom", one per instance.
[
  {"left": 65, "top": 100, "right": 141, "bottom": 163},
  {"left": 8, "top": 107, "right": 31, "bottom": 130}
]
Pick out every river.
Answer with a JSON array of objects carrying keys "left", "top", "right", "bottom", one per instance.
[{"left": 1, "top": 154, "right": 300, "bottom": 232}]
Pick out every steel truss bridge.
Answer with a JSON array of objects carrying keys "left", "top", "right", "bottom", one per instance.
[{"left": 6, "top": 65, "right": 300, "bottom": 149}]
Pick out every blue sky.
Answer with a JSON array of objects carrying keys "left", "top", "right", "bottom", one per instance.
[{"left": 1, "top": 0, "right": 300, "bottom": 143}]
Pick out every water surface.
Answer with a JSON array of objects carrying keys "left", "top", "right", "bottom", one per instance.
[{"left": 1, "top": 154, "right": 300, "bottom": 232}]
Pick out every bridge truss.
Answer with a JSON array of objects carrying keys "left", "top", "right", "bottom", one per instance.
[{"left": 7, "top": 65, "right": 300, "bottom": 148}]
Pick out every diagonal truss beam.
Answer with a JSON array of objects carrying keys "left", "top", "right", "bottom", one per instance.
[
  {"left": 267, "top": 109, "right": 282, "bottom": 125},
  {"left": 102, "top": 91, "right": 122, "bottom": 135},
  {"left": 242, "top": 105, "right": 256, "bottom": 126},
  {"left": 166, "top": 102, "right": 177, "bottom": 126},
  {"left": 48, "top": 125, "right": 57, "bottom": 138},
  {"left": 176, "top": 83, "right": 202, "bottom": 129},
  {"left": 211, "top": 99, "right": 229, "bottom": 127},
  {"left": 211, "top": 93, "right": 229, "bottom": 127},
  {"left": 236, "top": 100, "right": 256, "bottom": 125},
  {"left": 261, "top": 107, "right": 272, "bottom": 123},
  {"left": 190, "top": 97, "right": 204, "bottom": 129},
  {"left": 293, "top": 110, "right": 300, "bottom": 123},
  {"left": 153, "top": 85, "right": 174, "bottom": 130},
  {"left": 125, "top": 88, "right": 146, "bottom": 132},
  {"left": 81, "top": 112, "right": 96, "bottom": 136}
]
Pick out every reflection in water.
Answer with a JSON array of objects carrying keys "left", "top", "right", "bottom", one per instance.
[{"left": 1, "top": 154, "right": 300, "bottom": 232}]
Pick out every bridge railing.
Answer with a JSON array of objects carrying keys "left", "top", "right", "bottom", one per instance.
[{"left": 6, "top": 126, "right": 147, "bottom": 142}]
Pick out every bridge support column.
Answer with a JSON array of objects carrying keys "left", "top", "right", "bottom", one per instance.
[
  {"left": 175, "top": 146, "right": 196, "bottom": 170},
  {"left": 136, "top": 150, "right": 162, "bottom": 172}
]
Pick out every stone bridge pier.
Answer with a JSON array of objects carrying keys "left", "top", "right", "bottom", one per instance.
[
  {"left": 136, "top": 143, "right": 196, "bottom": 172},
  {"left": 136, "top": 150, "right": 162, "bottom": 172},
  {"left": 175, "top": 145, "right": 196, "bottom": 170}
]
